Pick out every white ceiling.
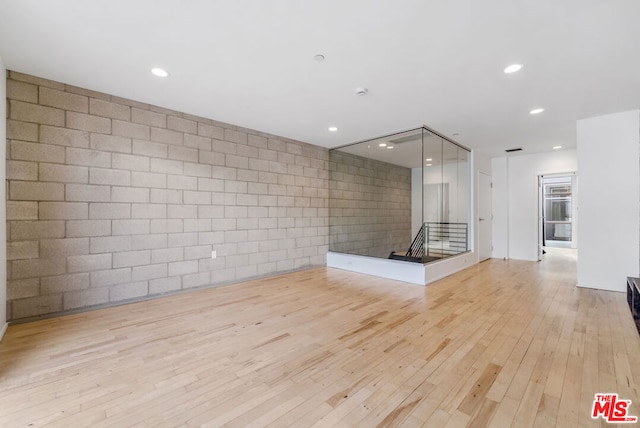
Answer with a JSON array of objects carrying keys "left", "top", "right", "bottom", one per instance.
[{"left": 1, "top": 0, "right": 639, "bottom": 156}]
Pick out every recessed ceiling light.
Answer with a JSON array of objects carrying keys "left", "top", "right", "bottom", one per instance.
[
  {"left": 151, "top": 67, "right": 169, "bottom": 77},
  {"left": 379, "top": 143, "right": 387, "bottom": 147},
  {"left": 530, "top": 108, "right": 545, "bottom": 115},
  {"left": 425, "top": 158, "right": 433, "bottom": 161},
  {"left": 328, "top": 126, "right": 338, "bottom": 132},
  {"left": 553, "top": 145, "right": 562, "bottom": 150},
  {"left": 504, "top": 64, "right": 523, "bottom": 74},
  {"left": 356, "top": 88, "right": 368, "bottom": 96},
  {"left": 426, "top": 163, "right": 433, "bottom": 167},
  {"left": 314, "top": 54, "right": 325, "bottom": 62},
  {"left": 386, "top": 146, "right": 394, "bottom": 149}
]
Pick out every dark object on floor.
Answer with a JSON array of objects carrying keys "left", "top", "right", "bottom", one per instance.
[{"left": 627, "top": 277, "right": 640, "bottom": 335}]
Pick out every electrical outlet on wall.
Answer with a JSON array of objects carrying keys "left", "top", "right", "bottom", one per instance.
[{"left": 211, "top": 250, "right": 217, "bottom": 259}]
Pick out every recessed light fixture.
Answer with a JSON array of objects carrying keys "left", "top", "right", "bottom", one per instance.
[
  {"left": 328, "top": 126, "right": 338, "bottom": 132},
  {"left": 314, "top": 54, "right": 325, "bottom": 62},
  {"left": 386, "top": 146, "right": 394, "bottom": 149},
  {"left": 426, "top": 158, "right": 432, "bottom": 161},
  {"left": 504, "top": 64, "right": 523, "bottom": 74},
  {"left": 356, "top": 88, "right": 368, "bottom": 96},
  {"left": 553, "top": 145, "right": 562, "bottom": 150},
  {"left": 426, "top": 163, "right": 433, "bottom": 167},
  {"left": 151, "top": 67, "right": 169, "bottom": 77},
  {"left": 379, "top": 143, "right": 387, "bottom": 147},
  {"left": 530, "top": 108, "right": 545, "bottom": 115}
]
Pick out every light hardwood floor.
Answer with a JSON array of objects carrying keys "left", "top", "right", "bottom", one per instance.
[{"left": 1, "top": 250, "right": 639, "bottom": 427}]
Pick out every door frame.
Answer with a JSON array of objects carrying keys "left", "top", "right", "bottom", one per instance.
[{"left": 538, "top": 171, "right": 577, "bottom": 261}]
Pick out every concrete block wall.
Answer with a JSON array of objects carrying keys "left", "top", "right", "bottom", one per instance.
[
  {"left": 6, "top": 71, "right": 329, "bottom": 321},
  {"left": 328, "top": 151, "right": 411, "bottom": 258}
]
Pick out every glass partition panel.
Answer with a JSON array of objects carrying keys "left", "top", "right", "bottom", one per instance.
[
  {"left": 329, "top": 127, "right": 470, "bottom": 263},
  {"left": 423, "top": 134, "right": 443, "bottom": 259},
  {"left": 329, "top": 129, "right": 419, "bottom": 259}
]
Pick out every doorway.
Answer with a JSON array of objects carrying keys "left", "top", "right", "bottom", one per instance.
[{"left": 538, "top": 173, "right": 577, "bottom": 260}]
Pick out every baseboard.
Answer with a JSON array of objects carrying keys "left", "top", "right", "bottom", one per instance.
[{"left": 0, "top": 322, "right": 7, "bottom": 342}]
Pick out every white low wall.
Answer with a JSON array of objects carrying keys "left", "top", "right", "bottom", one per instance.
[
  {"left": 326, "top": 251, "right": 477, "bottom": 285},
  {"left": 424, "top": 251, "right": 477, "bottom": 284}
]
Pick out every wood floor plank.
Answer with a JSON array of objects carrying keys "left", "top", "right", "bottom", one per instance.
[{"left": 0, "top": 248, "right": 638, "bottom": 427}]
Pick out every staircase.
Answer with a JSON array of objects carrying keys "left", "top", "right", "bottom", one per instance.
[{"left": 389, "top": 222, "right": 468, "bottom": 263}]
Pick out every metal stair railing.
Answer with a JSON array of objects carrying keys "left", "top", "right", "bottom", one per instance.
[
  {"left": 425, "top": 222, "right": 468, "bottom": 258},
  {"left": 406, "top": 223, "right": 426, "bottom": 258}
]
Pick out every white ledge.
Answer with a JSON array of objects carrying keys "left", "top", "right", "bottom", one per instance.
[{"left": 326, "top": 251, "right": 477, "bottom": 285}]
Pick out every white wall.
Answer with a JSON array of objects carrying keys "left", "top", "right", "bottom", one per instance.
[
  {"left": 411, "top": 160, "right": 473, "bottom": 236},
  {"left": 491, "top": 157, "right": 508, "bottom": 259},
  {"left": 492, "top": 149, "right": 578, "bottom": 261},
  {"left": 1, "top": 57, "right": 7, "bottom": 340},
  {"left": 577, "top": 110, "right": 640, "bottom": 292},
  {"left": 411, "top": 164, "right": 461, "bottom": 233},
  {"left": 411, "top": 150, "right": 491, "bottom": 261}
]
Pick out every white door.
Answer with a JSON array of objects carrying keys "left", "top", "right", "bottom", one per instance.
[{"left": 478, "top": 172, "right": 492, "bottom": 262}]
